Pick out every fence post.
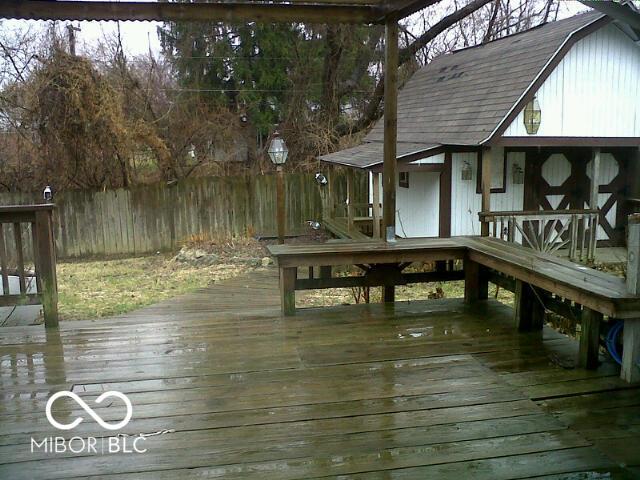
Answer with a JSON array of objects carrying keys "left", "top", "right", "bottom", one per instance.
[
  {"left": 623, "top": 214, "right": 640, "bottom": 382},
  {"left": 35, "top": 208, "right": 58, "bottom": 328}
]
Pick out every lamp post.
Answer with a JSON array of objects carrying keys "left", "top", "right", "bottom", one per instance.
[{"left": 268, "top": 130, "right": 288, "bottom": 244}]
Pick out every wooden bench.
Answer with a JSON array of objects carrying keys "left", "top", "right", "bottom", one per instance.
[{"left": 268, "top": 234, "right": 640, "bottom": 383}]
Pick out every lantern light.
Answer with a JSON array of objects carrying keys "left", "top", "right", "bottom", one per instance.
[
  {"left": 315, "top": 173, "right": 328, "bottom": 186},
  {"left": 523, "top": 97, "right": 542, "bottom": 135},
  {"left": 307, "top": 220, "right": 321, "bottom": 231},
  {"left": 268, "top": 131, "right": 288, "bottom": 165},
  {"left": 512, "top": 164, "right": 525, "bottom": 185},
  {"left": 461, "top": 161, "right": 473, "bottom": 181},
  {"left": 43, "top": 185, "right": 53, "bottom": 202}
]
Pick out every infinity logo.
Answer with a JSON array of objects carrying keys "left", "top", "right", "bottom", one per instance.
[{"left": 46, "top": 391, "right": 133, "bottom": 431}]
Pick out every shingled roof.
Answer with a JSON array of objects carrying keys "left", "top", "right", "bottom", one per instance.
[{"left": 321, "top": 11, "right": 606, "bottom": 169}]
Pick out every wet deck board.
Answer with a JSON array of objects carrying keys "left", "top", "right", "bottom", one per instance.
[{"left": 0, "top": 270, "right": 638, "bottom": 479}]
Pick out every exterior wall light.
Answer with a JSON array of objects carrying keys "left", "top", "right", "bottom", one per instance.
[
  {"left": 523, "top": 97, "right": 541, "bottom": 135},
  {"left": 461, "top": 161, "right": 473, "bottom": 181},
  {"left": 512, "top": 164, "right": 524, "bottom": 185}
]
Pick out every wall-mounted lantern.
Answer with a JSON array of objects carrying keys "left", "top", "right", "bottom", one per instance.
[
  {"left": 43, "top": 185, "right": 53, "bottom": 202},
  {"left": 461, "top": 161, "right": 473, "bottom": 181},
  {"left": 512, "top": 164, "right": 524, "bottom": 185},
  {"left": 315, "top": 173, "right": 328, "bottom": 186},
  {"left": 523, "top": 97, "right": 541, "bottom": 135}
]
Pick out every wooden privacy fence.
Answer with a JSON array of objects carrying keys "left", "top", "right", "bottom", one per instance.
[
  {"left": 0, "top": 205, "right": 58, "bottom": 328},
  {"left": 0, "top": 172, "right": 366, "bottom": 259}
]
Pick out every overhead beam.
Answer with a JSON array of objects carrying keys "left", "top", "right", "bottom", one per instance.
[
  {"left": 380, "top": 0, "right": 440, "bottom": 21},
  {"left": 0, "top": 1, "right": 383, "bottom": 24}
]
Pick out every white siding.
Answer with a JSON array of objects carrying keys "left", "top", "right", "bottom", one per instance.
[
  {"left": 451, "top": 152, "right": 525, "bottom": 236},
  {"left": 396, "top": 172, "right": 440, "bottom": 238},
  {"left": 410, "top": 153, "right": 445, "bottom": 165},
  {"left": 503, "top": 24, "right": 640, "bottom": 138}
]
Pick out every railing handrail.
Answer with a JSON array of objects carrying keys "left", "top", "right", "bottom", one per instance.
[
  {"left": 0, "top": 204, "right": 55, "bottom": 214},
  {"left": 480, "top": 209, "right": 598, "bottom": 221}
]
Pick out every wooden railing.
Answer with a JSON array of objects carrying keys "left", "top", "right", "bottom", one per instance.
[
  {"left": 479, "top": 209, "right": 600, "bottom": 263},
  {"left": 0, "top": 205, "right": 58, "bottom": 328}
]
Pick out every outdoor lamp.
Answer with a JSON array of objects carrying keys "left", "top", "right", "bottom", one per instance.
[
  {"left": 315, "top": 173, "right": 328, "bottom": 186},
  {"left": 523, "top": 97, "right": 541, "bottom": 135},
  {"left": 461, "top": 161, "right": 473, "bottom": 181},
  {"left": 43, "top": 185, "right": 53, "bottom": 202},
  {"left": 307, "top": 220, "right": 321, "bottom": 231},
  {"left": 512, "top": 164, "right": 524, "bottom": 185},
  {"left": 268, "top": 131, "right": 288, "bottom": 165}
]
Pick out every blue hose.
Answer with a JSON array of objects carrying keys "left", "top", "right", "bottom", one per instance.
[{"left": 605, "top": 320, "right": 624, "bottom": 365}]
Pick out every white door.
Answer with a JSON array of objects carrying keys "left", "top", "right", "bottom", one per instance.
[{"left": 395, "top": 172, "right": 440, "bottom": 238}]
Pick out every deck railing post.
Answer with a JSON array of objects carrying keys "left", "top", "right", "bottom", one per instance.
[
  {"left": 622, "top": 214, "right": 640, "bottom": 382},
  {"left": 480, "top": 148, "right": 492, "bottom": 237},
  {"left": 372, "top": 172, "right": 381, "bottom": 239},
  {"left": 34, "top": 209, "right": 58, "bottom": 328}
]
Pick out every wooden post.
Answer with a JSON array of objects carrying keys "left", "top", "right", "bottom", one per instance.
[
  {"left": 382, "top": 17, "right": 398, "bottom": 244},
  {"left": 439, "top": 151, "right": 452, "bottom": 238},
  {"left": 588, "top": 148, "right": 601, "bottom": 261},
  {"left": 35, "top": 209, "right": 58, "bottom": 328},
  {"left": 347, "top": 169, "right": 355, "bottom": 232},
  {"left": 623, "top": 214, "right": 640, "bottom": 382},
  {"left": 276, "top": 165, "right": 285, "bottom": 245},
  {"left": 578, "top": 307, "right": 602, "bottom": 369},
  {"left": 514, "top": 280, "right": 545, "bottom": 331},
  {"left": 372, "top": 172, "right": 381, "bottom": 239},
  {"left": 464, "top": 258, "right": 488, "bottom": 303},
  {"left": 319, "top": 265, "right": 332, "bottom": 279},
  {"left": 280, "top": 267, "right": 296, "bottom": 316},
  {"left": 481, "top": 148, "right": 492, "bottom": 237}
]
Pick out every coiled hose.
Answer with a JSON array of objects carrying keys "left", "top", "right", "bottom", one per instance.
[{"left": 605, "top": 320, "right": 624, "bottom": 365}]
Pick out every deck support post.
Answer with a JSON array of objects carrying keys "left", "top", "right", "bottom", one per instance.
[
  {"left": 578, "top": 308, "right": 602, "bottom": 369},
  {"left": 35, "top": 209, "right": 58, "bottom": 329},
  {"left": 481, "top": 147, "right": 492, "bottom": 237},
  {"left": 622, "top": 214, "right": 640, "bottom": 382},
  {"left": 382, "top": 17, "right": 398, "bottom": 244},
  {"left": 319, "top": 265, "right": 332, "bottom": 279},
  {"left": 383, "top": 285, "right": 395, "bottom": 303},
  {"left": 280, "top": 267, "right": 297, "bottom": 316},
  {"left": 464, "top": 258, "right": 488, "bottom": 303},
  {"left": 372, "top": 172, "right": 381, "bottom": 239},
  {"left": 514, "top": 280, "right": 545, "bottom": 331}
]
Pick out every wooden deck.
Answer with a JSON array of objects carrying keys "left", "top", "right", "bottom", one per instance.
[{"left": 1, "top": 269, "right": 639, "bottom": 479}]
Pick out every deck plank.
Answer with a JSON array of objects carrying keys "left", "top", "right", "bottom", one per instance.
[{"left": 1, "top": 270, "right": 638, "bottom": 478}]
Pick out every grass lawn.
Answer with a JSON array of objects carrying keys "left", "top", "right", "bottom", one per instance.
[
  {"left": 57, "top": 254, "right": 254, "bottom": 320},
  {"left": 303, "top": 279, "right": 515, "bottom": 308}
]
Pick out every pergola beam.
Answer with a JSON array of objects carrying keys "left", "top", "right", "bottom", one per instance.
[{"left": 0, "top": 1, "right": 384, "bottom": 25}]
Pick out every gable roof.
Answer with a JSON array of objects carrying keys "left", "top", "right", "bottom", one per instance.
[{"left": 321, "top": 11, "right": 608, "bottom": 169}]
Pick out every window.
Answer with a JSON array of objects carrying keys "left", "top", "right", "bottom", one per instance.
[
  {"left": 399, "top": 172, "right": 409, "bottom": 188},
  {"left": 476, "top": 149, "right": 507, "bottom": 194}
]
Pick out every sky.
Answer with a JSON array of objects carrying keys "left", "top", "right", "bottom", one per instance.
[{"left": 0, "top": 0, "right": 591, "bottom": 58}]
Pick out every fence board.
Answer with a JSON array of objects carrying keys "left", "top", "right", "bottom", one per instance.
[{"left": 0, "top": 172, "right": 365, "bottom": 259}]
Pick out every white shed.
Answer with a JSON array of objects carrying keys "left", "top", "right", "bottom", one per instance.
[{"left": 321, "top": 7, "right": 640, "bottom": 250}]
